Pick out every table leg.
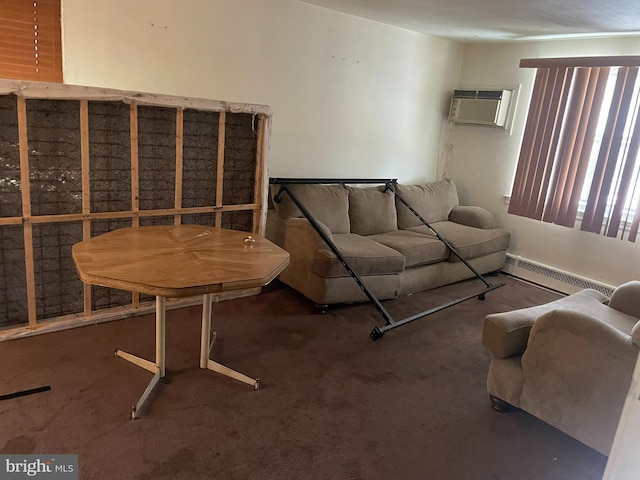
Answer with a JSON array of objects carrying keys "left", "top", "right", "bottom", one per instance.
[
  {"left": 115, "top": 296, "right": 166, "bottom": 419},
  {"left": 200, "top": 293, "right": 260, "bottom": 390}
]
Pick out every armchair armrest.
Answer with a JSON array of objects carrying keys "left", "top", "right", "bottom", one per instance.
[
  {"left": 449, "top": 205, "right": 496, "bottom": 229},
  {"left": 632, "top": 322, "right": 640, "bottom": 347},
  {"left": 610, "top": 280, "right": 640, "bottom": 318},
  {"left": 527, "top": 309, "right": 638, "bottom": 365},
  {"left": 482, "top": 289, "right": 610, "bottom": 358},
  {"left": 483, "top": 312, "right": 536, "bottom": 358}
]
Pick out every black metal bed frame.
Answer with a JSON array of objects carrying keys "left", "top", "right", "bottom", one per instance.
[{"left": 270, "top": 178, "right": 505, "bottom": 340}]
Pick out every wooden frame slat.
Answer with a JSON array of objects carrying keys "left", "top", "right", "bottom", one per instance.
[
  {"left": 17, "top": 95, "right": 36, "bottom": 326},
  {"left": 215, "top": 111, "right": 226, "bottom": 228},
  {"left": 0, "top": 203, "right": 262, "bottom": 226},
  {"left": 129, "top": 102, "right": 140, "bottom": 308},
  {"left": 254, "top": 114, "right": 267, "bottom": 234},
  {"left": 130, "top": 102, "right": 140, "bottom": 229},
  {"left": 80, "top": 99, "right": 92, "bottom": 316},
  {"left": 174, "top": 107, "right": 184, "bottom": 225},
  {"left": 0, "top": 80, "right": 272, "bottom": 116}
]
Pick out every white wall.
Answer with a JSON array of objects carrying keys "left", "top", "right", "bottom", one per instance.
[
  {"left": 61, "top": 0, "right": 463, "bottom": 184},
  {"left": 446, "top": 36, "right": 640, "bottom": 288}
]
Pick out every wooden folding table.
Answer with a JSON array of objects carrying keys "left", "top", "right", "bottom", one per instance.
[{"left": 72, "top": 225, "right": 289, "bottom": 418}]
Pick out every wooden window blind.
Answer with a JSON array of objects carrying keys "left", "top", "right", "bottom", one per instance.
[{"left": 0, "top": 0, "right": 62, "bottom": 83}]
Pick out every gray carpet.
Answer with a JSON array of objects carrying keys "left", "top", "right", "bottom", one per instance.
[{"left": 0, "top": 274, "right": 607, "bottom": 479}]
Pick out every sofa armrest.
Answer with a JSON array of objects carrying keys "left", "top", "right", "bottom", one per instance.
[
  {"left": 449, "top": 205, "right": 496, "bottom": 229},
  {"left": 284, "top": 217, "right": 332, "bottom": 250},
  {"left": 610, "top": 280, "right": 640, "bottom": 318},
  {"left": 271, "top": 217, "right": 332, "bottom": 294}
]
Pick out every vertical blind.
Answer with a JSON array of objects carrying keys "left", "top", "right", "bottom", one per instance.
[
  {"left": 0, "top": 0, "right": 62, "bottom": 83},
  {"left": 509, "top": 56, "right": 640, "bottom": 241}
]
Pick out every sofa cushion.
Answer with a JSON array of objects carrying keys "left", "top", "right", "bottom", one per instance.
[
  {"left": 408, "top": 221, "right": 510, "bottom": 262},
  {"left": 369, "top": 230, "right": 448, "bottom": 268},
  {"left": 395, "top": 179, "right": 459, "bottom": 229},
  {"left": 312, "top": 234, "right": 405, "bottom": 278},
  {"left": 271, "top": 184, "right": 350, "bottom": 234},
  {"left": 348, "top": 186, "right": 398, "bottom": 235}
]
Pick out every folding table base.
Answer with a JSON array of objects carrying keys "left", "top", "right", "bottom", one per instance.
[
  {"left": 116, "top": 293, "right": 258, "bottom": 419},
  {"left": 115, "top": 296, "right": 166, "bottom": 419},
  {"left": 200, "top": 293, "right": 260, "bottom": 390}
]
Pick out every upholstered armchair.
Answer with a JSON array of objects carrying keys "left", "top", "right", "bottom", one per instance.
[{"left": 482, "top": 281, "right": 640, "bottom": 455}]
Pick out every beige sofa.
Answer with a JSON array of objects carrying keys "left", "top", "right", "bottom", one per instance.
[
  {"left": 482, "top": 282, "right": 640, "bottom": 455},
  {"left": 266, "top": 179, "right": 510, "bottom": 307}
]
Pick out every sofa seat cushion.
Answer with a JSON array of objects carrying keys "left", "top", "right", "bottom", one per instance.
[
  {"left": 348, "top": 186, "right": 398, "bottom": 235},
  {"left": 408, "top": 221, "right": 510, "bottom": 261},
  {"left": 369, "top": 230, "right": 448, "bottom": 268},
  {"left": 483, "top": 289, "right": 610, "bottom": 358},
  {"left": 312, "top": 234, "right": 405, "bottom": 278}
]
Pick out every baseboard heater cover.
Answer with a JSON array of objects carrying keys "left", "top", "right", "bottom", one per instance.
[{"left": 504, "top": 253, "right": 615, "bottom": 297}]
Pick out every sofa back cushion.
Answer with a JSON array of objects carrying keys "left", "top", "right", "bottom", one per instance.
[
  {"left": 395, "top": 179, "right": 459, "bottom": 229},
  {"left": 348, "top": 186, "right": 398, "bottom": 235},
  {"left": 271, "top": 184, "right": 350, "bottom": 234}
]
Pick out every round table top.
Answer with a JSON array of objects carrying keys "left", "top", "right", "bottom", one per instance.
[{"left": 72, "top": 225, "right": 290, "bottom": 298}]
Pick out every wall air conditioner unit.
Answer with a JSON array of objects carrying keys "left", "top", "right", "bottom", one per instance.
[{"left": 448, "top": 89, "right": 513, "bottom": 128}]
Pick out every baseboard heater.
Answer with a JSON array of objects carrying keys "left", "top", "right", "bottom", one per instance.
[
  {"left": 269, "top": 178, "right": 505, "bottom": 340},
  {"left": 503, "top": 254, "right": 615, "bottom": 296}
]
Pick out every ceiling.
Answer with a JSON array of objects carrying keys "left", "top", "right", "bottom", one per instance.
[{"left": 297, "top": 0, "right": 640, "bottom": 41}]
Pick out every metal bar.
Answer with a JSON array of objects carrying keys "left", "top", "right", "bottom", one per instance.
[
  {"left": 274, "top": 184, "right": 398, "bottom": 328},
  {"left": 0, "top": 385, "right": 51, "bottom": 401},
  {"left": 370, "top": 283, "right": 505, "bottom": 339},
  {"left": 201, "top": 294, "right": 259, "bottom": 389},
  {"left": 115, "top": 349, "right": 158, "bottom": 373},
  {"left": 206, "top": 359, "right": 260, "bottom": 390},
  {"left": 270, "top": 178, "right": 397, "bottom": 186},
  {"left": 115, "top": 295, "right": 166, "bottom": 419},
  {"left": 156, "top": 296, "right": 166, "bottom": 377},
  {"left": 131, "top": 371, "right": 161, "bottom": 419},
  {"left": 200, "top": 293, "right": 213, "bottom": 368}
]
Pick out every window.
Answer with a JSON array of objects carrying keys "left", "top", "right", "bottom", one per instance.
[
  {"left": 0, "top": 0, "right": 62, "bottom": 83},
  {"left": 509, "top": 56, "right": 640, "bottom": 242},
  {"left": 509, "top": 56, "right": 640, "bottom": 241}
]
